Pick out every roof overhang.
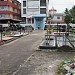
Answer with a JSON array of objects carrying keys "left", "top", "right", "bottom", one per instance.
[{"left": 32, "top": 14, "right": 46, "bottom": 18}]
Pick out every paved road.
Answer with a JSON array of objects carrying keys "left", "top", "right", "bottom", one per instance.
[
  {"left": 0, "top": 30, "right": 75, "bottom": 75},
  {"left": 0, "top": 30, "right": 46, "bottom": 75}
]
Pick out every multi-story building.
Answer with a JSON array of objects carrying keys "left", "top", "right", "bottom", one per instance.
[
  {"left": 21, "top": 0, "right": 49, "bottom": 30},
  {"left": 0, "top": 0, "right": 21, "bottom": 24},
  {"left": 45, "top": 8, "right": 65, "bottom": 30},
  {"left": 47, "top": 13, "right": 65, "bottom": 24}
]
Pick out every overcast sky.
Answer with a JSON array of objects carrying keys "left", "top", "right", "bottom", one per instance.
[
  {"left": 18, "top": 0, "right": 74, "bottom": 13},
  {"left": 18, "top": 0, "right": 21, "bottom": 2},
  {"left": 49, "top": 0, "right": 74, "bottom": 13}
]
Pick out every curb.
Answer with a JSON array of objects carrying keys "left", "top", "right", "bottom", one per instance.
[{"left": 0, "top": 33, "right": 29, "bottom": 46}]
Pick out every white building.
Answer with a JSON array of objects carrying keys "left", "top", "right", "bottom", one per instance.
[
  {"left": 21, "top": 0, "right": 49, "bottom": 28},
  {"left": 50, "top": 13, "right": 65, "bottom": 24}
]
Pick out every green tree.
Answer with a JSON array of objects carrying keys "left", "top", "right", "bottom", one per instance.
[
  {"left": 70, "top": 6, "right": 75, "bottom": 23},
  {"left": 64, "top": 8, "right": 72, "bottom": 36},
  {"left": 64, "top": 8, "right": 72, "bottom": 24}
]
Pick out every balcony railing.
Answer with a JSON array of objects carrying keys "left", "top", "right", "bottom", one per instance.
[{"left": 0, "top": 1, "right": 21, "bottom": 10}]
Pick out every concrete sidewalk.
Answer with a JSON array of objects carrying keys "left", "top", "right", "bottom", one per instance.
[
  {"left": 0, "top": 36, "right": 13, "bottom": 41},
  {"left": 0, "top": 32, "right": 28, "bottom": 45},
  {"left": 10, "top": 32, "right": 28, "bottom": 37}
]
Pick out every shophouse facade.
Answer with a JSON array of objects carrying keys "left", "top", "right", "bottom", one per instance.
[{"left": 0, "top": 0, "right": 21, "bottom": 25}]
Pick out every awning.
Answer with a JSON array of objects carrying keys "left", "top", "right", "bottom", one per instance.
[{"left": 32, "top": 14, "right": 46, "bottom": 18}]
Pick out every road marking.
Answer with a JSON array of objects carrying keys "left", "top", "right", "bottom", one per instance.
[
  {"left": 0, "top": 61, "right": 1, "bottom": 65},
  {"left": 13, "top": 52, "right": 35, "bottom": 75},
  {"left": 30, "top": 34, "right": 38, "bottom": 36},
  {"left": 6, "top": 54, "right": 10, "bottom": 57}
]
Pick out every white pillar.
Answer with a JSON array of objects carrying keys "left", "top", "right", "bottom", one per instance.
[
  {"left": 31, "top": 18, "right": 32, "bottom": 24},
  {"left": 26, "top": 18, "right": 28, "bottom": 24}
]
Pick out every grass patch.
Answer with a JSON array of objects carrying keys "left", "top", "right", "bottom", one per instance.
[{"left": 56, "top": 61, "right": 67, "bottom": 75}]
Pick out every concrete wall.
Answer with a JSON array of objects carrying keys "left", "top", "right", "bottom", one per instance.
[{"left": 53, "top": 16, "right": 63, "bottom": 21}]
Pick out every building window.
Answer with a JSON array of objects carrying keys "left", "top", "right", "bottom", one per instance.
[
  {"left": 0, "top": 14, "right": 5, "bottom": 17},
  {"left": 23, "top": 8, "right": 26, "bottom": 14},
  {"left": 0, "top": 6, "right": 4, "bottom": 9},
  {"left": 22, "top": 17, "right": 26, "bottom": 23},
  {"left": 40, "top": 8, "right": 46, "bottom": 14},
  {"left": 40, "top": 0, "right": 46, "bottom": 6},
  {"left": 57, "top": 17, "right": 60, "bottom": 19},
  {"left": 23, "top": 1, "right": 26, "bottom": 7},
  {"left": 0, "top": 0, "right": 4, "bottom": 1}
]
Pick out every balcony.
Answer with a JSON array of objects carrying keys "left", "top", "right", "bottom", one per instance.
[
  {"left": 0, "top": 1, "right": 20, "bottom": 10},
  {"left": 0, "top": 11, "right": 19, "bottom": 16}
]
